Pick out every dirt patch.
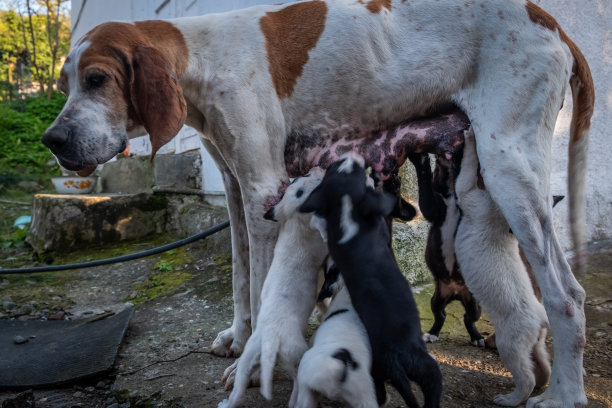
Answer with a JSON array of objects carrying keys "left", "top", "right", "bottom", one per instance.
[{"left": 1, "top": 238, "right": 610, "bottom": 407}]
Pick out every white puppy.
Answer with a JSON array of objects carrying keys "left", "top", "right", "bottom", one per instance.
[
  {"left": 219, "top": 167, "right": 328, "bottom": 408},
  {"left": 296, "top": 261, "right": 377, "bottom": 408},
  {"left": 454, "top": 130, "right": 551, "bottom": 406}
]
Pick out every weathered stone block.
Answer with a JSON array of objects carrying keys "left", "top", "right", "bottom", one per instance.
[
  {"left": 100, "top": 156, "right": 154, "bottom": 194},
  {"left": 27, "top": 193, "right": 167, "bottom": 254},
  {"left": 165, "top": 195, "right": 231, "bottom": 255},
  {"left": 154, "top": 153, "right": 202, "bottom": 191}
]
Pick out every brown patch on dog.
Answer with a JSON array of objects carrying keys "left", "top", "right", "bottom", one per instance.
[
  {"left": 358, "top": 0, "right": 392, "bottom": 13},
  {"left": 260, "top": 1, "right": 327, "bottom": 98},
  {"left": 525, "top": 1, "right": 594, "bottom": 143},
  {"left": 77, "top": 20, "right": 189, "bottom": 159}
]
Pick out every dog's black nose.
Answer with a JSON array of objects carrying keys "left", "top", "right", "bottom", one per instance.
[{"left": 42, "top": 126, "right": 71, "bottom": 150}]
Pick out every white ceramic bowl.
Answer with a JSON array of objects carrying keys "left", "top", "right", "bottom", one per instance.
[{"left": 51, "top": 176, "right": 98, "bottom": 194}]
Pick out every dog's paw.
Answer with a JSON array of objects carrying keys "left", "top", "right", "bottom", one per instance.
[
  {"left": 212, "top": 326, "right": 247, "bottom": 357},
  {"left": 471, "top": 338, "right": 485, "bottom": 347},
  {"left": 526, "top": 388, "right": 587, "bottom": 408},
  {"left": 423, "top": 333, "right": 439, "bottom": 343},
  {"left": 493, "top": 392, "right": 523, "bottom": 407}
]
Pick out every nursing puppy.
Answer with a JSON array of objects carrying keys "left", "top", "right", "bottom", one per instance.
[
  {"left": 454, "top": 130, "right": 550, "bottom": 406},
  {"left": 409, "top": 152, "right": 484, "bottom": 346},
  {"left": 301, "top": 153, "right": 442, "bottom": 408},
  {"left": 296, "top": 261, "right": 377, "bottom": 408},
  {"left": 219, "top": 168, "right": 328, "bottom": 408},
  {"left": 410, "top": 152, "right": 565, "bottom": 349}
]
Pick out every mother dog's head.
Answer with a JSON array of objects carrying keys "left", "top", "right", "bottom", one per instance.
[{"left": 41, "top": 21, "right": 188, "bottom": 176}]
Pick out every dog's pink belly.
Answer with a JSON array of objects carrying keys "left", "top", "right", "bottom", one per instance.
[{"left": 284, "top": 110, "right": 470, "bottom": 179}]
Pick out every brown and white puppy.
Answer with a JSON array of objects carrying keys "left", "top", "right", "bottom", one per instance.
[{"left": 42, "top": 2, "right": 593, "bottom": 406}]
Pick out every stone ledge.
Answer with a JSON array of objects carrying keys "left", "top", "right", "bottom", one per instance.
[
  {"left": 26, "top": 192, "right": 231, "bottom": 257},
  {"left": 27, "top": 193, "right": 168, "bottom": 254}
]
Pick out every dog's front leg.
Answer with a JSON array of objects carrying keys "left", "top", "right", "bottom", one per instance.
[{"left": 202, "top": 140, "right": 253, "bottom": 358}]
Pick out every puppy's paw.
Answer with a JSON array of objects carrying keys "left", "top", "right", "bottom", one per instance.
[
  {"left": 485, "top": 333, "right": 497, "bottom": 349},
  {"left": 423, "top": 333, "right": 439, "bottom": 343},
  {"left": 471, "top": 338, "right": 485, "bottom": 347},
  {"left": 222, "top": 360, "right": 239, "bottom": 388},
  {"left": 493, "top": 392, "right": 523, "bottom": 407}
]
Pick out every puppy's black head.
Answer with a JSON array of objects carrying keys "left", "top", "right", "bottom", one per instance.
[
  {"left": 300, "top": 153, "right": 397, "bottom": 245},
  {"left": 300, "top": 153, "right": 395, "bottom": 218}
]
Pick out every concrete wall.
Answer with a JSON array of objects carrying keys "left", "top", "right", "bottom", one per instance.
[{"left": 535, "top": 0, "right": 611, "bottom": 251}]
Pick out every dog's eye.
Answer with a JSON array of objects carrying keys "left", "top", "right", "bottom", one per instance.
[
  {"left": 86, "top": 73, "right": 108, "bottom": 89},
  {"left": 296, "top": 188, "right": 304, "bottom": 198}
]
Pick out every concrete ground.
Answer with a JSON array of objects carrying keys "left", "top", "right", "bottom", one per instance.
[{"left": 0, "top": 238, "right": 610, "bottom": 407}]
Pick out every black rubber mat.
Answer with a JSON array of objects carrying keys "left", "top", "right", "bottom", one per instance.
[{"left": 0, "top": 306, "right": 133, "bottom": 388}]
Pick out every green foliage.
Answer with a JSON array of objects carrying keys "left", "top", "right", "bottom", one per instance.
[
  {"left": 0, "top": 92, "right": 65, "bottom": 189},
  {"left": 0, "top": 6, "right": 71, "bottom": 98},
  {"left": 1, "top": 225, "right": 27, "bottom": 249}
]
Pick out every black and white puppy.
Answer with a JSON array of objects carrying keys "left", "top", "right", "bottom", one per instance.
[
  {"left": 300, "top": 152, "right": 442, "bottom": 408},
  {"left": 408, "top": 151, "right": 485, "bottom": 346},
  {"left": 295, "top": 260, "right": 377, "bottom": 408}
]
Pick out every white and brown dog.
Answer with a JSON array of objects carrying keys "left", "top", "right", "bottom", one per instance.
[{"left": 42, "top": 1, "right": 593, "bottom": 406}]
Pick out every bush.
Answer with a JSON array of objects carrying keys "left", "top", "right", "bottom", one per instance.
[{"left": 0, "top": 92, "right": 66, "bottom": 186}]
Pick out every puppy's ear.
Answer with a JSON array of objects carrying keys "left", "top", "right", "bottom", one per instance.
[
  {"left": 358, "top": 190, "right": 396, "bottom": 217},
  {"left": 130, "top": 44, "right": 186, "bottom": 162},
  {"left": 299, "top": 186, "right": 326, "bottom": 214},
  {"left": 263, "top": 207, "right": 277, "bottom": 222},
  {"left": 552, "top": 195, "right": 565, "bottom": 207}
]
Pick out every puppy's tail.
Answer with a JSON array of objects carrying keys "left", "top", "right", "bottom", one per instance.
[
  {"left": 259, "top": 336, "right": 280, "bottom": 400},
  {"left": 563, "top": 23, "right": 594, "bottom": 275}
]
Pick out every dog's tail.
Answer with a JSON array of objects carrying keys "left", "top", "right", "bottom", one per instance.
[
  {"left": 563, "top": 29, "right": 595, "bottom": 275},
  {"left": 259, "top": 336, "right": 280, "bottom": 400}
]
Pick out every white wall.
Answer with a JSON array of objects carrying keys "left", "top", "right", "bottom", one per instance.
[{"left": 535, "top": 0, "right": 611, "bottom": 251}]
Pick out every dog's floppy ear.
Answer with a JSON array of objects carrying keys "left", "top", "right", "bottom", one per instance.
[
  {"left": 358, "top": 189, "right": 396, "bottom": 217},
  {"left": 131, "top": 44, "right": 186, "bottom": 161},
  {"left": 299, "top": 186, "right": 326, "bottom": 214}
]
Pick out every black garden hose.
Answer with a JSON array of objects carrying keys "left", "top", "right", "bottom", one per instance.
[{"left": 0, "top": 220, "right": 230, "bottom": 275}]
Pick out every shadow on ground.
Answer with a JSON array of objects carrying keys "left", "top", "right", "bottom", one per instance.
[{"left": 0, "top": 239, "right": 610, "bottom": 407}]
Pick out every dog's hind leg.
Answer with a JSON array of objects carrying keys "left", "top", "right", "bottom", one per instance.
[
  {"left": 532, "top": 328, "right": 551, "bottom": 389},
  {"left": 492, "top": 324, "right": 538, "bottom": 406},
  {"left": 220, "top": 334, "right": 262, "bottom": 408},
  {"left": 404, "top": 352, "right": 443, "bottom": 408},
  {"left": 424, "top": 286, "right": 449, "bottom": 343},
  {"left": 461, "top": 293, "right": 484, "bottom": 347},
  {"left": 457, "top": 34, "right": 588, "bottom": 405}
]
